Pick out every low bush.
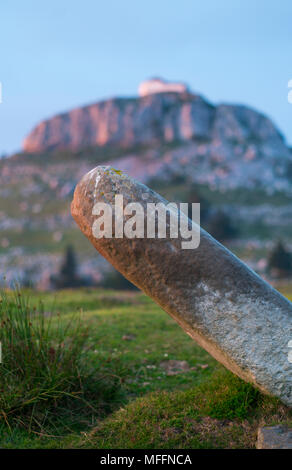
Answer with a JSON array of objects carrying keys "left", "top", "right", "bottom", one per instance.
[{"left": 0, "top": 288, "right": 122, "bottom": 433}]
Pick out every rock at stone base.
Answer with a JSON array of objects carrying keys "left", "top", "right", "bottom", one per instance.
[{"left": 256, "top": 426, "right": 292, "bottom": 449}]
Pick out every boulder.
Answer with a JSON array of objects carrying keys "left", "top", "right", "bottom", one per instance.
[{"left": 257, "top": 426, "right": 292, "bottom": 449}]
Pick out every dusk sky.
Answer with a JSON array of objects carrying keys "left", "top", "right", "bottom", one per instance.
[{"left": 0, "top": 0, "right": 291, "bottom": 155}]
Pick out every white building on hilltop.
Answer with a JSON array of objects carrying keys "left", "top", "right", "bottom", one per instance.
[{"left": 138, "top": 77, "right": 189, "bottom": 97}]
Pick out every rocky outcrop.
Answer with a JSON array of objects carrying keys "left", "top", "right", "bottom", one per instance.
[
  {"left": 22, "top": 80, "right": 292, "bottom": 192},
  {"left": 23, "top": 81, "right": 288, "bottom": 162},
  {"left": 257, "top": 426, "right": 292, "bottom": 449},
  {"left": 23, "top": 92, "right": 212, "bottom": 152}
]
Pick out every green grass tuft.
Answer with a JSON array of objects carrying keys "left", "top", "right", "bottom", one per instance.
[
  {"left": 205, "top": 374, "right": 261, "bottom": 420},
  {"left": 0, "top": 287, "right": 123, "bottom": 433}
]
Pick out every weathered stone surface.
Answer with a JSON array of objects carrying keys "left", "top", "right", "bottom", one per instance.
[
  {"left": 71, "top": 166, "right": 292, "bottom": 407},
  {"left": 257, "top": 426, "right": 292, "bottom": 449}
]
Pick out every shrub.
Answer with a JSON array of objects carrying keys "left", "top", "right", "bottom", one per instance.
[
  {"left": 268, "top": 241, "right": 292, "bottom": 278},
  {"left": 186, "top": 185, "right": 210, "bottom": 223},
  {"left": 51, "top": 245, "right": 91, "bottom": 289},
  {"left": 0, "top": 287, "right": 121, "bottom": 432},
  {"left": 207, "top": 210, "right": 237, "bottom": 242},
  {"left": 101, "top": 270, "right": 138, "bottom": 291}
]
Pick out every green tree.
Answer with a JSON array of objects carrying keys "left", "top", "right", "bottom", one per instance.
[
  {"left": 51, "top": 245, "right": 90, "bottom": 289},
  {"left": 207, "top": 210, "right": 237, "bottom": 242},
  {"left": 268, "top": 241, "right": 292, "bottom": 278},
  {"left": 60, "top": 245, "right": 77, "bottom": 281},
  {"left": 186, "top": 185, "right": 210, "bottom": 224}
]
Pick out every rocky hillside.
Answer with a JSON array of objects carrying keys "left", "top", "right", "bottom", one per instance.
[
  {"left": 23, "top": 82, "right": 292, "bottom": 192},
  {"left": 24, "top": 92, "right": 217, "bottom": 152},
  {"left": 1, "top": 80, "right": 292, "bottom": 288}
]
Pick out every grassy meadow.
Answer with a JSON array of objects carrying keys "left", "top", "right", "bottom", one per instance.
[{"left": 0, "top": 286, "right": 291, "bottom": 449}]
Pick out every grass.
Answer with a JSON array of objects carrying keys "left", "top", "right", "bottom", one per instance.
[
  {"left": 71, "top": 374, "right": 286, "bottom": 449},
  {"left": 0, "top": 287, "right": 291, "bottom": 449},
  {"left": 0, "top": 288, "right": 125, "bottom": 437}
]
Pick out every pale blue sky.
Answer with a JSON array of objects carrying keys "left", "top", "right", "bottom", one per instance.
[{"left": 0, "top": 0, "right": 291, "bottom": 155}]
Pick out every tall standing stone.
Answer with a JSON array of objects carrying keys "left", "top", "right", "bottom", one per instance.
[{"left": 71, "top": 166, "right": 292, "bottom": 407}]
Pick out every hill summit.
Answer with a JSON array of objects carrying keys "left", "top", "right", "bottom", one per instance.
[{"left": 22, "top": 79, "right": 288, "bottom": 153}]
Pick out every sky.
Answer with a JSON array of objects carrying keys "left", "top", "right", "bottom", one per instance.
[{"left": 0, "top": 0, "right": 291, "bottom": 155}]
